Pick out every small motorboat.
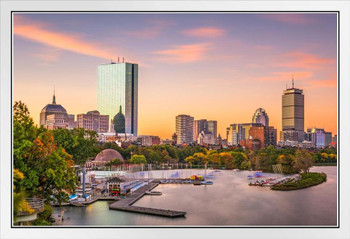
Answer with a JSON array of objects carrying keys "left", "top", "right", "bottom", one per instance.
[{"left": 201, "top": 181, "right": 213, "bottom": 185}]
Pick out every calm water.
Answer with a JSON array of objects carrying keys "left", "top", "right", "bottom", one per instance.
[{"left": 54, "top": 166, "right": 337, "bottom": 226}]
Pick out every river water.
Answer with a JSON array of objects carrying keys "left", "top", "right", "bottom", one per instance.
[{"left": 54, "top": 166, "right": 337, "bottom": 226}]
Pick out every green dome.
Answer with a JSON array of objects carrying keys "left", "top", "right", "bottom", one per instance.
[{"left": 113, "top": 105, "right": 125, "bottom": 133}]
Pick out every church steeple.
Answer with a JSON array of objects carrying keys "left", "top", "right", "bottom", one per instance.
[{"left": 52, "top": 86, "right": 56, "bottom": 104}]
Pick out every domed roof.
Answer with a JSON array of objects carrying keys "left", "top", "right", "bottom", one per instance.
[
  {"left": 252, "top": 108, "right": 269, "bottom": 127},
  {"left": 41, "top": 93, "right": 67, "bottom": 114},
  {"left": 113, "top": 105, "right": 125, "bottom": 133},
  {"left": 41, "top": 103, "right": 67, "bottom": 114},
  {"left": 94, "top": 149, "right": 124, "bottom": 163}
]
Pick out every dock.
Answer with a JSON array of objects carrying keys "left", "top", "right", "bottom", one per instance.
[
  {"left": 109, "top": 182, "right": 186, "bottom": 218},
  {"left": 52, "top": 196, "right": 118, "bottom": 207}
]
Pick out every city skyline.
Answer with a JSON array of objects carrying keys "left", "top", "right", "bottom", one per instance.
[{"left": 13, "top": 13, "right": 337, "bottom": 139}]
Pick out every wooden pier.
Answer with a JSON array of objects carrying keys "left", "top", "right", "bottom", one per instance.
[{"left": 109, "top": 182, "right": 186, "bottom": 218}]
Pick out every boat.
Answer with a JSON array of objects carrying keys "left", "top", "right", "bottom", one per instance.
[
  {"left": 201, "top": 181, "right": 213, "bottom": 185},
  {"left": 68, "top": 194, "right": 78, "bottom": 201},
  {"left": 145, "top": 191, "right": 162, "bottom": 195}
]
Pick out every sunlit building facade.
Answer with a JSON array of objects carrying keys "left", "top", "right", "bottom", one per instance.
[
  {"left": 97, "top": 61, "right": 138, "bottom": 135},
  {"left": 281, "top": 81, "right": 304, "bottom": 142},
  {"left": 176, "top": 114, "right": 194, "bottom": 144},
  {"left": 77, "top": 110, "right": 109, "bottom": 133}
]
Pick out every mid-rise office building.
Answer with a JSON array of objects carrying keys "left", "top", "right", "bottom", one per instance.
[
  {"left": 207, "top": 120, "right": 217, "bottom": 139},
  {"left": 194, "top": 120, "right": 208, "bottom": 141},
  {"left": 194, "top": 119, "right": 217, "bottom": 141},
  {"left": 307, "top": 128, "right": 332, "bottom": 148},
  {"left": 175, "top": 114, "right": 194, "bottom": 144},
  {"left": 226, "top": 124, "right": 245, "bottom": 146},
  {"left": 97, "top": 61, "right": 138, "bottom": 135},
  {"left": 138, "top": 135, "right": 161, "bottom": 146},
  {"left": 77, "top": 110, "right": 109, "bottom": 133},
  {"left": 281, "top": 79, "right": 304, "bottom": 142}
]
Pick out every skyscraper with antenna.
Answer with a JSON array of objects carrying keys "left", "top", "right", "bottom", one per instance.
[
  {"left": 281, "top": 77, "right": 304, "bottom": 142},
  {"left": 97, "top": 59, "right": 138, "bottom": 136}
]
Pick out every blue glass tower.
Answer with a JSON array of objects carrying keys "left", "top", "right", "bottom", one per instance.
[{"left": 97, "top": 61, "right": 138, "bottom": 135}]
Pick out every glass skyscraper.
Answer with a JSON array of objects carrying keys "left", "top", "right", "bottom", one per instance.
[{"left": 97, "top": 62, "right": 138, "bottom": 135}]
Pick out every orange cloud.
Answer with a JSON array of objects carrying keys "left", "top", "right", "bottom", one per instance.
[
  {"left": 153, "top": 43, "right": 211, "bottom": 63},
  {"left": 277, "top": 51, "right": 335, "bottom": 69},
  {"left": 14, "top": 15, "right": 116, "bottom": 60},
  {"left": 182, "top": 27, "right": 225, "bottom": 38},
  {"left": 261, "top": 14, "right": 315, "bottom": 25}
]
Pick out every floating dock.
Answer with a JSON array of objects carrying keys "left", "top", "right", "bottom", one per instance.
[{"left": 109, "top": 182, "right": 186, "bottom": 218}]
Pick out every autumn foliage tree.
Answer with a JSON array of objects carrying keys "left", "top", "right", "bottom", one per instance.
[{"left": 13, "top": 101, "right": 77, "bottom": 205}]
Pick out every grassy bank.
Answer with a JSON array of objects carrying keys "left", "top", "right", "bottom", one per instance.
[
  {"left": 271, "top": 172, "right": 327, "bottom": 191},
  {"left": 313, "top": 163, "right": 337, "bottom": 166}
]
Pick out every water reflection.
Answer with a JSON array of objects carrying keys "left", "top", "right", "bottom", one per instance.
[{"left": 55, "top": 166, "right": 337, "bottom": 226}]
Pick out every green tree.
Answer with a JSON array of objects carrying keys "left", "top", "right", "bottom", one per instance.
[
  {"left": 53, "top": 128, "right": 99, "bottom": 165},
  {"left": 129, "top": 154, "right": 147, "bottom": 164}
]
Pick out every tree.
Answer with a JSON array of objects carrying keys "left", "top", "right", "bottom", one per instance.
[
  {"left": 129, "top": 154, "right": 147, "bottom": 164},
  {"left": 13, "top": 169, "right": 34, "bottom": 221},
  {"left": 53, "top": 128, "right": 99, "bottom": 165},
  {"left": 184, "top": 156, "right": 196, "bottom": 168},
  {"left": 293, "top": 149, "right": 313, "bottom": 173},
  {"left": 13, "top": 101, "right": 77, "bottom": 205}
]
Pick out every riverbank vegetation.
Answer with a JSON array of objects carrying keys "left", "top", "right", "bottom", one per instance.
[
  {"left": 12, "top": 101, "right": 336, "bottom": 225},
  {"left": 271, "top": 172, "right": 327, "bottom": 191}
]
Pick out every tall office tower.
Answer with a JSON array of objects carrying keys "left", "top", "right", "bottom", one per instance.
[
  {"left": 97, "top": 61, "right": 138, "bottom": 136},
  {"left": 194, "top": 119, "right": 208, "bottom": 141},
  {"left": 281, "top": 79, "right": 304, "bottom": 142},
  {"left": 207, "top": 120, "right": 218, "bottom": 139},
  {"left": 176, "top": 114, "right": 194, "bottom": 144},
  {"left": 252, "top": 108, "right": 269, "bottom": 127}
]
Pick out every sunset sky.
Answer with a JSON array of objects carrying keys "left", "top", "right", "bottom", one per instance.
[{"left": 13, "top": 13, "right": 337, "bottom": 139}]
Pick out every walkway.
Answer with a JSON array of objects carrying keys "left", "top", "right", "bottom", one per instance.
[{"left": 109, "top": 182, "right": 186, "bottom": 217}]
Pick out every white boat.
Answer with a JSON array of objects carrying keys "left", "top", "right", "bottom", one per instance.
[{"left": 201, "top": 181, "right": 213, "bottom": 185}]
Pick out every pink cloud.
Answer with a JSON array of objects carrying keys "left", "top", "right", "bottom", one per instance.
[
  {"left": 14, "top": 15, "right": 117, "bottom": 60},
  {"left": 277, "top": 51, "right": 335, "bottom": 69},
  {"left": 153, "top": 43, "right": 211, "bottom": 63},
  {"left": 182, "top": 27, "right": 226, "bottom": 38},
  {"left": 261, "top": 14, "right": 315, "bottom": 25}
]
